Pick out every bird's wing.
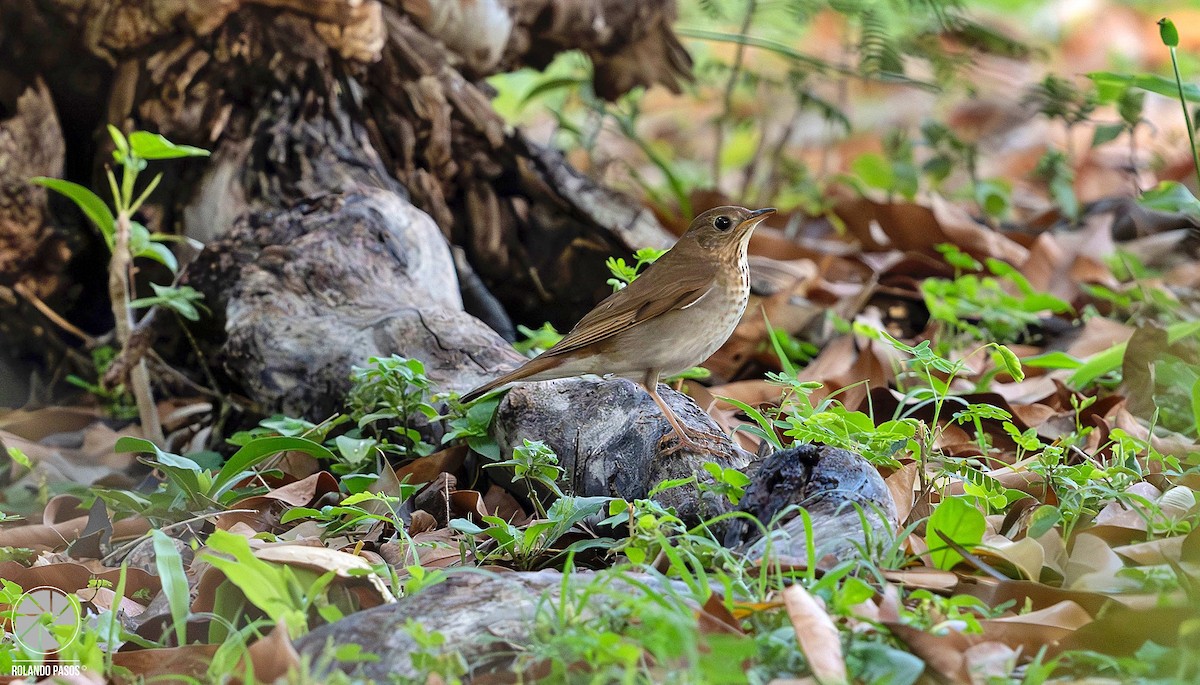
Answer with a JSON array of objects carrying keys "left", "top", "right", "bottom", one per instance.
[{"left": 544, "top": 256, "right": 713, "bottom": 358}]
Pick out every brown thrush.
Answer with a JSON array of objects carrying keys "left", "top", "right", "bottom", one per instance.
[{"left": 461, "top": 206, "right": 776, "bottom": 451}]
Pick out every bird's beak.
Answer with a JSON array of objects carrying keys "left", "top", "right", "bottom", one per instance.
[{"left": 738, "top": 207, "right": 776, "bottom": 230}]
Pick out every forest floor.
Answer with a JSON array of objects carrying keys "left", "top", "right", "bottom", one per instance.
[{"left": 3, "top": 0, "right": 1200, "bottom": 683}]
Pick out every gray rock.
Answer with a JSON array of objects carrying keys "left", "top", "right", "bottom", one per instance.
[
  {"left": 492, "top": 377, "right": 754, "bottom": 524},
  {"left": 294, "top": 569, "right": 693, "bottom": 682},
  {"left": 725, "top": 444, "right": 898, "bottom": 561}
]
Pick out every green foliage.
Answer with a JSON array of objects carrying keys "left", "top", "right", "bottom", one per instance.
[
  {"left": 404, "top": 620, "right": 468, "bottom": 685},
  {"left": 514, "top": 322, "right": 563, "bottom": 355},
  {"left": 1034, "top": 149, "right": 1079, "bottom": 221},
  {"left": 443, "top": 395, "right": 501, "bottom": 460},
  {"left": 110, "top": 434, "right": 334, "bottom": 521},
  {"left": 486, "top": 439, "right": 565, "bottom": 516},
  {"left": 925, "top": 495, "right": 987, "bottom": 570},
  {"left": 922, "top": 251, "right": 1073, "bottom": 343},
  {"left": 348, "top": 355, "right": 440, "bottom": 457},
  {"left": 451, "top": 496, "right": 612, "bottom": 570},
  {"left": 281, "top": 489, "right": 418, "bottom": 535},
  {"left": 65, "top": 346, "right": 138, "bottom": 419},
  {"left": 200, "top": 529, "right": 350, "bottom": 636},
  {"left": 606, "top": 247, "right": 668, "bottom": 291},
  {"left": 151, "top": 530, "right": 192, "bottom": 646},
  {"left": 31, "top": 127, "right": 207, "bottom": 273}
]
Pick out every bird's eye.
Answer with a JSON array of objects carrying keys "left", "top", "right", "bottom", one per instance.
[{"left": 714, "top": 216, "right": 732, "bottom": 231}]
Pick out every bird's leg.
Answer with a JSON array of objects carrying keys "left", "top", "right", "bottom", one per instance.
[{"left": 642, "top": 370, "right": 721, "bottom": 455}]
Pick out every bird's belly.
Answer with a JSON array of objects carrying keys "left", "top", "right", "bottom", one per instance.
[{"left": 632, "top": 288, "right": 746, "bottom": 377}]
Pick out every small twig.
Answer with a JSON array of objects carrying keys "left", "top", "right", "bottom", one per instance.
[
  {"left": 11, "top": 282, "right": 97, "bottom": 346},
  {"left": 101, "top": 509, "right": 257, "bottom": 565}
]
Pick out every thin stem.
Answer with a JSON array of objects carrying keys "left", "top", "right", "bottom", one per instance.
[
  {"left": 712, "top": 0, "right": 758, "bottom": 187},
  {"left": 112, "top": 209, "right": 165, "bottom": 446},
  {"left": 1168, "top": 46, "right": 1200, "bottom": 187}
]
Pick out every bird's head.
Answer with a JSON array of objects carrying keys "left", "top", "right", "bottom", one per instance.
[{"left": 683, "top": 206, "right": 775, "bottom": 252}]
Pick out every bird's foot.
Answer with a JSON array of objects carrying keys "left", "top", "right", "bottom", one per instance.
[{"left": 657, "top": 427, "right": 730, "bottom": 456}]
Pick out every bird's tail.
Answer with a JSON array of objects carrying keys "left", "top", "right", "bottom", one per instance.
[{"left": 459, "top": 354, "right": 560, "bottom": 403}]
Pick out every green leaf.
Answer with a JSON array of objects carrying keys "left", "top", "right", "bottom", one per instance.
[
  {"left": 200, "top": 530, "right": 306, "bottom": 634},
  {"left": 5, "top": 447, "right": 31, "bottom": 470},
  {"left": 1028, "top": 505, "right": 1062, "bottom": 538},
  {"left": 1191, "top": 377, "right": 1200, "bottom": 438},
  {"left": 151, "top": 530, "right": 191, "bottom": 646},
  {"left": 926, "top": 496, "right": 986, "bottom": 571},
  {"left": 1158, "top": 18, "right": 1179, "bottom": 47},
  {"left": 1088, "top": 71, "right": 1200, "bottom": 103},
  {"left": 1138, "top": 181, "right": 1200, "bottom": 216},
  {"left": 1091, "top": 123, "right": 1125, "bottom": 148},
  {"left": 988, "top": 344, "right": 1025, "bottom": 382},
  {"left": 333, "top": 436, "right": 377, "bottom": 466},
  {"left": 108, "top": 125, "right": 130, "bottom": 158},
  {"left": 128, "top": 131, "right": 211, "bottom": 160},
  {"left": 210, "top": 436, "right": 336, "bottom": 501},
  {"left": 136, "top": 242, "right": 179, "bottom": 274},
  {"left": 519, "top": 76, "right": 586, "bottom": 108},
  {"left": 851, "top": 152, "right": 894, "bottom": 191},
  {"left": 1021, "top": 351, "right": 1083, "bottom": 370},
  {"left": 30, "top": 178, "right": 116, "bottom": 246},
  {"left": 974, "top": 179, "right": 1011, "bottom": 219}
]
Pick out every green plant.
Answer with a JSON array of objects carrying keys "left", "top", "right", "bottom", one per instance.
[
  {"left": 451, "top": 496, "right": 611, "bottom": 570},
  {"left": 200, "top": 529, "right": 383, "bottom": 637},
  {"left": 442, "top": 395, "right": 502, "bottom": 460},
  {"left": 485, "top": 439, "right": 565, "bottom": 517},
  {"left": 1033, "top": 149, "right": 1079, "bottom": 222},
  {"left": 31, "top": 128, "right": 209, "bottom": 445},
  {"left": 1024, "top": 74, "right": 1097, "bottom": 161},
  {"left": 1088, "top": 18, "right": 1200, "bottom": 216},
  {"left": 606, "top": 247, "right": 668, "bottom": 291},
  {"left": 348, "top": 355, "right": 440, "bottom": 457},
  {"left": 281, "top": 489, "right": 418, "bottom": 535},
  {"left": 64, "top": 346, "right": 137, "bottom": 419},
  {"left": 921, "top": 249, "right": 1073, "bottom": 343},
  {"left": 404, "top": 620, "right": 468, "bottom": 685},
  {"left": 1158, "top": 17, "right": 1200, "bottom": 188},
  {"left": 514, "top": 322, "right": 564, "bottom": 355},
  {"left": 109, "top": 434, "right": 334, "bottom": 521}
]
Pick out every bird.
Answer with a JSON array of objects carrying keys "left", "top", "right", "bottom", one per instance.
[{"left": 461, "top": 206, "right": 776, "bottom": 452}]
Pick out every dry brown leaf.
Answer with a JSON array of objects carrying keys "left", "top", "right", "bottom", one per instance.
[
  {"left": 111, "top": 645, "right": 219, "bottom": 683},
  {"left": 883, "top": 461, "right": 919, "bottom": 523},
  {"left": 698, "top": 593, "right": 743, "bottom": 635},
  {"left": 217, "top": 471, "right": 339, "bottom": 531},
  {"left": 780, "top": 584, "right": 847, "bottom": 685},
  {"left": 977, "top": 601, "right": 1093, "bottom": 652},
  {"left": 0, "top": 514, "right": 149, "bottom": 552},
  {"left": 975, "top": 535, "right": 1045, "bottom": 581},
  {"left": 253, "top": 544, "right": 394, "bottom": 607},
  {"left": 241, "top": 619, "right": 301, "bottom": 683},
  {"left": 0, "top": 406, "right": 99, "bottom": 440},
  {"left": 885, "top": 622, "right": 979, "bottom": 683},
  {"left": 881, "top": 568, "right": 959, "bottom": 592},
  {"left": 1064, "top": 533, "right": 1129, "bottom": 592},
  {"left": 395, "top": 444, "right": 467, "bottom": 484}
]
